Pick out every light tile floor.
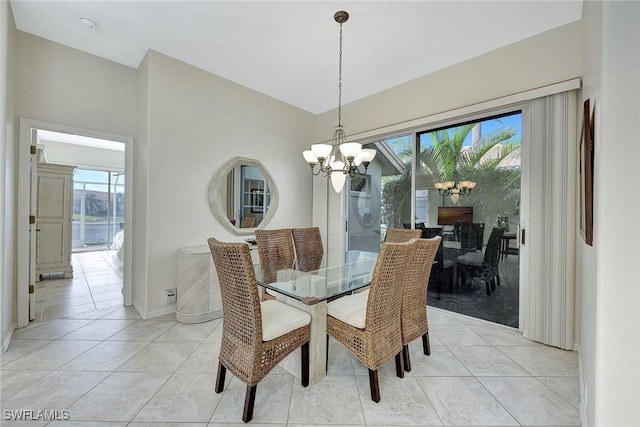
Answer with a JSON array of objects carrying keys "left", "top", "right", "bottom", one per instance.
[
  {"left": 1, "top": 304, "right": 581, "bottom": 426},
  {"left": 34, "top": 251, "right": 124, "bottom": 322}
]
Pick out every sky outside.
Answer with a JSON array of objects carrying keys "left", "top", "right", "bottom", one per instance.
[
  {"left": 74, "top": 169, "right": 125, "bottom": 193},
  {"left": 385, "top": 111, "right": 522, "bottom": 157}
]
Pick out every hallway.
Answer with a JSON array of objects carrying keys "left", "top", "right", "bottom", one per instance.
[{"left": 34, "top": 251, "right": 123, "bottom": 323}]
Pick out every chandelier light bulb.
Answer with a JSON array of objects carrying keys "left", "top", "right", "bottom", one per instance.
[
  {"left": 330, "top": 170, "right": 347, "bottom": 192},
  {"left": 303, "top": 150, "right": 318, "bottom": 165},
  {"left": 310, "top": 144, "right": 332, "bottom": 160},
  {"left": 339, "top": 142, "right": 362, "bottom": 160}
]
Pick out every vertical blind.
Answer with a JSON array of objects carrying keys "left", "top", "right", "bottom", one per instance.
[{"left": 521, "top": 90, "right": 578, "bottom": 350}]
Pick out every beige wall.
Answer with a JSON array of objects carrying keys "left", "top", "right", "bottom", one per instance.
[
  {"left": 1, "top": 0, "right": 17, "bottom": 351},
  {"left": 578, "top": 1, "right": 601, "bottom": 424},
  {"left": 580, "top": 2, "right": 640, "bottom": 426},
  {"left": 136, "top": 51, "right": 316, "bottom": 316},
  {"left": 13, "top": 32, "right": 137, "bottom": 137},
  {"left": 133, "top": 52, "right": 151, "bottom": 317}
]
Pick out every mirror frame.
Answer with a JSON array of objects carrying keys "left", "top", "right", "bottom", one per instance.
[{"left": 208, "top": 156, "right": 279, "bottom": 235}]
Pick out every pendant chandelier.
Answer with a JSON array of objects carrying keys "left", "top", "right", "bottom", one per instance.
[
  {"left": 434, "top": 174, "right": 476, "bottom": 204},
  {"left": 302, "top": 11, "right": 376, "bottom": 193}
]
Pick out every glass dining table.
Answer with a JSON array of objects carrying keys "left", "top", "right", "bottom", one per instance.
[{"left": 254, "top": 250, "right": 379, "bottom": 385}]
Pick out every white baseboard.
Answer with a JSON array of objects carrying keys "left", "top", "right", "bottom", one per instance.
[
  {"left": 2, "top": 323, "right": 16, "bottom": 353},
  {"left": 134, "top": 301, "right": 175, "bottom": 320}
]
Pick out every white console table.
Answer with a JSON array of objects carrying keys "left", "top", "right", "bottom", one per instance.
[{"left": 176, "top": 244, "right": 258, "bottom": 323}]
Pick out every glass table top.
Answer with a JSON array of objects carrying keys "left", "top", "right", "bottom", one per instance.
[{"left": 254, "top": 250, "right": 379, "bottom": 304}]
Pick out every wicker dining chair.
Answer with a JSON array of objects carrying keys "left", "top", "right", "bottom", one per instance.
[
  {"left": 400, "top": 236, "right": 441, "bottom": 372},
  {"left": 254, "top": 229, "right": 295, "bottom": 301},
  {"left": 208, "top": 238, "right": 311, "bottom": 423},
  {"left": 456, "top": 227, "right": 504, "bottom": 295},
  {"left": 385, "top": 227, "right": 421, "bottom": 243},
  {"left": 291, "top": 227, "right": 324, "bottom": 272},
  {"left": 326, "top": 239, "right": 416, "bottom": 402}
]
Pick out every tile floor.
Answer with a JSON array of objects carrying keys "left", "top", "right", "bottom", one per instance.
[
  {"left": 1, "top": 302, "right": 581, "bottom": 426},
  {"left": 34, "top": 251, "right": 124, "bottom": 322}
]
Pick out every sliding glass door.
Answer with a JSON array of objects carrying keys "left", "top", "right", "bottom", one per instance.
[
  {"left": 347, "top": 112, "right": 522, "bottom": 327},
  {"left": 416, "top": 112, "right": 522, "bottom": 327}
]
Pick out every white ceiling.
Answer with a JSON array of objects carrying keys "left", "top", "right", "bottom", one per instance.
[{"left": 10, "top": 1, "right": 582, "bottom": 114}]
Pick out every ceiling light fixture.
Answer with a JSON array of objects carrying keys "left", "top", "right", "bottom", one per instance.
[
  {"left": 434, "top": 173, "right": 476, "bottom": 204},
  {"left": 302, "top": 11, "right": 376, "bottom": 193},
  {"left": 79, "top": 17, "right": 97, "bottom": 29}
]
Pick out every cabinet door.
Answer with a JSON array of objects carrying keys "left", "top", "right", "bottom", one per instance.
[
  {"left": 36, "top": 164, "right": 75, "bottom": 276},
  {"left": 36, "top": 220, "right": 68, "bottom": 267}
]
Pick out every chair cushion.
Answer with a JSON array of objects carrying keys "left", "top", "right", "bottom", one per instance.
[
  {"left": 357, "top": 288, "right": 370, "bottom": 297},
  {"left": 327, "top": 293, "right": 368, "bottom": 329},
  {"left": 265, "top": 288, "right": 278, "bottom": 297},
  {"left": 260, "top": 300, "right": 311, "bottom": 341},
  {"left": 456, "top": 252, "right": 484, "bottom": 267}
]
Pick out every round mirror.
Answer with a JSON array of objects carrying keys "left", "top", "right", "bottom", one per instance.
[{"left": 208, "top": 157, "right": 279, "bottom": 235}]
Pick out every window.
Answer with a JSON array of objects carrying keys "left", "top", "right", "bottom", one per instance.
[{"left": 72, "top": 169, "right": 124, "bottom": 251}]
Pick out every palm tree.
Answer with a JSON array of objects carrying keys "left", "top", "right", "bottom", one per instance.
[{"left": 381, "top": 123, "right": 521, "bottom": 227}]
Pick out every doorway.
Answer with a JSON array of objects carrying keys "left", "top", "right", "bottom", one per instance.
[{"left": 17, "top": 119, "right": 134, "bottom": 327}]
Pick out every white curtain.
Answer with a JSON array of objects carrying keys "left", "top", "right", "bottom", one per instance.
[{"left": 520, "top": 90, "right": 578, "bottom": 350}]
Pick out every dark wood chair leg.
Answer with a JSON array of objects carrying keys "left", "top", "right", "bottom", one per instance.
[
  {"left": 452, "top": 271, "right": 457, "bottom": 293},
  {"left": 449, "top": 271, "right": 454, "bottom": 293},
  {"left": 395, "top": 351, "right": 404, "bottom": 378},
  {"left": 402, "top": 344, "right": 411, "bottom": 372},
  {"left": 242, "top": 384, "right": 257, "bottom": 423},
  {"left": 422, "top": 332, "right": 431, "bottom": 356},
  {"left": 301, "top": 341, "right": 309, "bottom": 387},
  {"left": 215, "top": 361, "right": 226, "bottom": 393},
  {"left": 368, "top": 369, "right": 381, "bottom": 403}
]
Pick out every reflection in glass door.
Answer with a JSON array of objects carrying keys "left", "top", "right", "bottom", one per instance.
[
  {"left": 72, "top": 169, "right": 125, "bottom": 251},
  {"left": 347, "top": 112, "right": 522, "bottom": 328},
  {"left": 416, "top": 112, "right": 522, "bottom": 327},
  {"left": 347, "top": 135, "right": 414, "bottom": 253}
]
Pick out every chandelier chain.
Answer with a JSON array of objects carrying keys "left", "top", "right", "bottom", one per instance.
[{"left": 338, "top": 21, "right": 343, "bottom": 126}]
